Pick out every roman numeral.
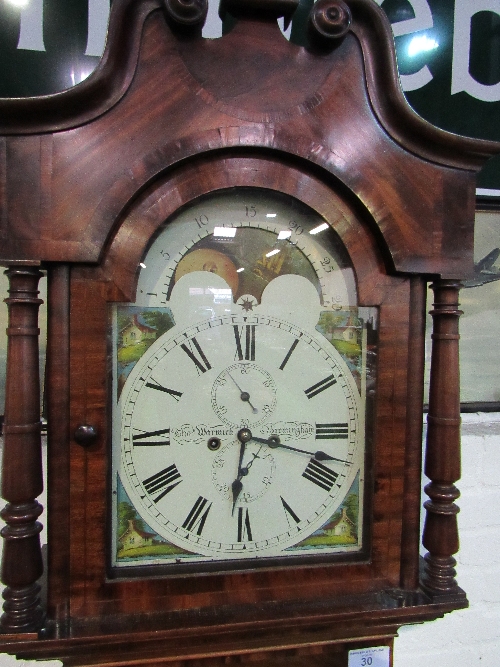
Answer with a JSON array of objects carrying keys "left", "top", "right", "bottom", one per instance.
[
  {"left": 302, "top": 458, "right": 338, "bottom": 492},
  {"left": 315, "top": 423, "right": 348, "bottom": 439},
  {"left": 281, "top": 496, "right": 300, "bottom": 526},
  {"left": 133, "top": 427, "right": 170, "bottom": 446},
  {"left": 237, "top": 507, "right": 253, "bottom": 542},
  {"left": 180, "top": 337, "right": 211, "bottom": 374},
  {"left": 182, "top": 496, "right": 212, "bottom": 535},
  {"left": 145, "top": 380, "right": 183, "bottom": 401},
  {"left": 143, "top": 464, "right": 182, "bottom": 502},
  {"left": 304, "top": 374, "right": 337, "bottom": 399},
  {"left": 233, "top": 325, "right": 256, "bottom": 361},
  {"left": 279, "top": 338, "right": 299, "bottom": 370}
]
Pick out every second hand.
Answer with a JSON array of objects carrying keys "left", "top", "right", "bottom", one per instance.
[{"left": 227, "top": 372, "right": 258, "bottom": 414}]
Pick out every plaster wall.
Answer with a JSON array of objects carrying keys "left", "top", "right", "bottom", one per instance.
[{"left": 394, "top": 413, "right": 500, "bottom": 667}]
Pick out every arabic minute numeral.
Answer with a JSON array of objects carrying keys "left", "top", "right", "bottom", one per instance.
[
  {"left": 195, "top": 214, "right": 209, "bottom": 229},
  {"left": 321, "top": 257, "right": 333, "bottom": 273},
  {"left": 245, "top": 205, "right": 257, "bottom": 218},
  {"left": 288, "top": 220, "right": 303, "bottom": 235}
]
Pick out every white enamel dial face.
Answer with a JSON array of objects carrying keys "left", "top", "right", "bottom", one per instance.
[
  {"left": 112, "top": 188, "right": 366, "bottom": 569},
  {"left": 119, "top": 307, "right": 361, "bottom": 559}
]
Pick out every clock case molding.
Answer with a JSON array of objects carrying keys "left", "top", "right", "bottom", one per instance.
[{"left": 0, "top": 0, "right": 499, "bottom": 664}]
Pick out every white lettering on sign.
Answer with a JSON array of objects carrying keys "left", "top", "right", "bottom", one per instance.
[
  {"left": 17, "top": 0, "right": 45, "bottom": 51},
  {"left": 374, "top": 0, "right": 434, "bottom": 92},
  {"left": 17, "top": 0, "right": 110, "bottom": 56},
  {"left": 86, "top": 0, "right": 110, "bottom": 56},
  {"left": 452, "top": 0, "right": 500, "bottom": 102},
  {"left": 348, "top": 646, "right": 391, "bottom": 667},
  {"left": 375, "top": 0, "right": 433, "bottom": 37},
  {"left": 11, "top": 0, "right": 500, "bottom": 103}
]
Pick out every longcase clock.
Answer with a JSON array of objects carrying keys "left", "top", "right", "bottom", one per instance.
[{"left": 0, "top": 0, "right": 499, "bottom": 665}]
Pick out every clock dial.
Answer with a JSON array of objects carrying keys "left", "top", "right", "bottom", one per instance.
[
  {"left": 118, "top": 308, "right": 361, "bottom": 560},
  {"left": 111, "top": 188, "right": 370, "bottom": 572}
]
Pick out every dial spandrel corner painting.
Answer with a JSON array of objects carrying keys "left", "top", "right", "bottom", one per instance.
[{"left": 110, "top": 189, "right": 377, "bottom": 574}]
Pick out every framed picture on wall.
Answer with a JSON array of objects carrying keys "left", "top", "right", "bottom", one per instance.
[{"left": 424, "top": 202, "right": 500, "bottom": 411}]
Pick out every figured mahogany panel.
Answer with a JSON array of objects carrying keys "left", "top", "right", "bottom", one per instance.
[
  {"left": 45, "top": 265, "right": 72, "bottom": 630},
  {"left": 399, "top": 277, "right": 426, "bottom": 591}
]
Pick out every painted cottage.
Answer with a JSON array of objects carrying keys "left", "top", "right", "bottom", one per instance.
[
  {"left": 121, "top": 315, "right": 156, "bottom": 347},
  {"left": 118, "top": 520, "right": 157, "bottom": 551}
]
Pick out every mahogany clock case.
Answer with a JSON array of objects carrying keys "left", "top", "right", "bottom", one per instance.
[{"left": 0, "top": 0, "right": 499, "bottom": 663}]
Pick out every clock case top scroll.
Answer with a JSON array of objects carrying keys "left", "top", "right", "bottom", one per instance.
[{"left": 0, "top": 0, "right": 499, "bottom": 664}]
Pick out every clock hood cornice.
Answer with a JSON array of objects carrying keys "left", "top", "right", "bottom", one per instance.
[
  {"left": 0, "top": 0, "right": 497, "bottom": 172},
  {"left": 0, "top": 0, "right": 499, "bottom": 277}
]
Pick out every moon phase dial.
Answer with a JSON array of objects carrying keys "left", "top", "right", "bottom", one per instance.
[{"left": 135, "top": 188, "right": 356, "bottom": 310}]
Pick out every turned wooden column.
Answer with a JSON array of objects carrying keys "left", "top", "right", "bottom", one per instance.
[
  {"left": 421, "top": 279, "right": 466, "bottom": 600},
  {"left": 0, "top": 265, "right": 45, "bottom": 632}
]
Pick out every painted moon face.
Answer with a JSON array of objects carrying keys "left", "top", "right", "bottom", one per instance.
[{"left": 174, "top": 248, "right": 239, "bottom": 295}]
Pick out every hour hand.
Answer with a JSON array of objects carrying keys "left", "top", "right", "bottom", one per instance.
[
  {"left": 249, "top": 435, "right": 350, "bottom": 464},
  {"left": 231, "top": 478, "right": 243, "bottom": 514},
  {"left": 231, "top": 428, "right": 253, "bottom": 514}
]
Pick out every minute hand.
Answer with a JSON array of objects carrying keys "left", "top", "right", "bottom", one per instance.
[{"left": 250, "top": 436, "right": 351, "bottom": 465}]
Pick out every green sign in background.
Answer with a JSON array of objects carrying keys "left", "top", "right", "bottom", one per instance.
[
  {"left": 1, "top": 0, "right": 500, "bottom": 412},
  {"left": 0, "top": 0, "right": 499, "bottom": 189}
]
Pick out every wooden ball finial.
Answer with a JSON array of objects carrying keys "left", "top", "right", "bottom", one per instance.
[{"left": 308, "top": 0, "right": 352, "bottom": 43}]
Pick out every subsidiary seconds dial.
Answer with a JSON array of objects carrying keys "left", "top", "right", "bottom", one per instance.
[{"left": 211, "top": 361, "right": 277, "bottom": 427}]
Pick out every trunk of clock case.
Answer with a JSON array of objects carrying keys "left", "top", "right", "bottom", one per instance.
[{"left": 42, "top": 173, "right": 425, "bottom": 643}]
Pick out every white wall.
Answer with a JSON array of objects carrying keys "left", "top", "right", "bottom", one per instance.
[
  {"left": 394, "top": 413, "right": 500, "bottom": 666},
  {"left": 0, "top": 413, "right": 499, "bottom": 666}
]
